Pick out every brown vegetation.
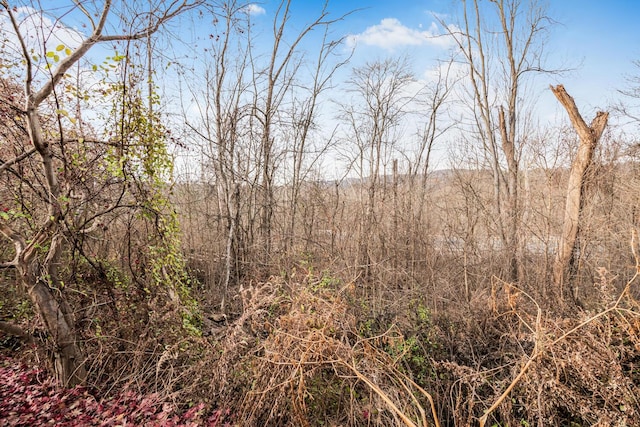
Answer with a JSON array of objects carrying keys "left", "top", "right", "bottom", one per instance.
[{"left": 1, "top": 0, "right": 640, "bottom": 426}]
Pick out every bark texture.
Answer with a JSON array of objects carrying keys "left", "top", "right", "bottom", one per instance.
[{"left": 551, "top": 85, "right": 608, "bottom": 298}]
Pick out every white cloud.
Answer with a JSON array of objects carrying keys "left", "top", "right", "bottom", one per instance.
[
  {"left": 347, "top": 18, "right": 454, "bottom": 51},
  {"left": 242, "top": 4, "right": 266, "bottom": 16},
  {"left": 0, "top": 6, "right": 84, "bottom": 63},
  {"left": 422, "top": 60, "right": 467, "bottom": 84}
]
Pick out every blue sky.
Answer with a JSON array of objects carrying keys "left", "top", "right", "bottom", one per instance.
[
  {"left": 547, "top": 1, "right": 640, "bottom": 108},
  {"left": 242, "top": 0, "right": 640, "bottom": 172},
  {"left": 244, "top": 0, "right": 640, "bottom": 116},
  {"left": 4, "top": 0, "right": 638, "bottom": 114},
  {"left": 3, "top": 0, "right": 639, "bottom": 175}
]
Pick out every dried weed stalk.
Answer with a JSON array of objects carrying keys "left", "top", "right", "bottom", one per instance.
[
  {"left": 228, "top": 279, "right": 440, "bottom": 426},
  {"left": 477, "top": 258, "right": 640, "bottom": 426}
]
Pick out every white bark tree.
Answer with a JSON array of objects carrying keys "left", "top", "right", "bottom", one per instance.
[{"left": 551, "top": 84, "right": 608, "bottom": 299}]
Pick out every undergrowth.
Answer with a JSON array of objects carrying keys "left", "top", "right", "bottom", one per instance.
[{"left": 3, "top": 266, "right": 640, "bottom": 426}]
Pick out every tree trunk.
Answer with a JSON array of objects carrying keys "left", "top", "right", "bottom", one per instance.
[
  {"left": 22, "top": 271, "right": 87, "bottom": 386},
  {"left": 499, "top": 106, "right": 519, "bottom": 282},
  {"left": 551, "top": 85, "right": 608, "bottom": 299}
]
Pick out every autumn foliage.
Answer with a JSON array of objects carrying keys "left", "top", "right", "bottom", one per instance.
[{"left": 0, "top": 357, "right": 231, "bottom": 427}]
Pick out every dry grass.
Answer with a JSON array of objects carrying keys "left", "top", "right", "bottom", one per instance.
[
  {"left": 200, "top": 278, "right": 440, "bottom": 426},
  {"left": 175, "top": 267, "right": 640, "bottom": 426},
  {"left": 433, "top": 270, "right": 640, "bottom": 427},
  {"left": 8, "top": 245, "right": 639, "bottom": 426}
]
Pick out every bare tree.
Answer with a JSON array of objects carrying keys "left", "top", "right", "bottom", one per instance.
[
  {"left": 283, "top": 24, "right": 349, "bottom": 257},
  {"left": 181, "top": 0, "right": 349, "bottom": 304},
  {"left": 340, "top": 57, "right": 414, "bottom": 285},
  {"left": 617, "top": 59, "right": 640, "bottom": 124},
  {"left": 181, "top": 0, "right": 252, "bottom": 308},
  {"left": 406, "top": 59, "right": 455, "bottom": 243},
  {"left": 0, "top": 0, "right": 198, "bottom": 387},
  {"left": 550, "top": 84, "right": 608, "bottom": 299},
  {"left": 443, "top": 0, "right": 552, "bottom": 281},
  {"left": 251, "top": 0, "right": 346, "bottom": 265}
]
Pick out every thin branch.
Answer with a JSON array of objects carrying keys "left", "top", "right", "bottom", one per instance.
[
  {"left": 2, "top": 1, "right": 33, "bottom": 97},
  {"left": 72, "top": 0, "right": 96, "bottom": 30},
  {"left": 0, "top": 147, "right": 37, "bottom": 174},
  {"left": 97, "top": 1, "right": 200, "bottom": 42},
  {"left": 0, "top": 221, "right": 26, "bottom": 268},
  {"left": 32, "top": 0, "right": 112, "bottom": 107}
]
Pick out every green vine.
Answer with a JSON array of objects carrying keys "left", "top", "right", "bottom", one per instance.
[{"left": 104, "top": 52, "right": 201, "bottom": 336}]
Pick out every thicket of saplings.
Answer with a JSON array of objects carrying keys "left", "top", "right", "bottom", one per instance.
[
  {"left": 3, "top": 146, "right": 640, "bottom": 426},
  {"left": 1, "top": 0, "right": 639, "bottom": 424}
]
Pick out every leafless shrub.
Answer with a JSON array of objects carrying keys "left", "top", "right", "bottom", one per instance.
[
  {"left": 434, "top": 270, "right": 640, "bottom": 427},
  {"left": 203, "top": 278, "right": 440, "bottom": 426}
]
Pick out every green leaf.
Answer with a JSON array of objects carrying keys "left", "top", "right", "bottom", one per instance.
[
  {"left": 56, "top": 44, "right": 65, "bottom": 51},
  {"left": 46, "top": 51, "right": 55, "bottom": 58},
  {"left": 53, "top": 54, "right": 60, "bottom": 62},
  {"left": 65, "top": 48, "right": 71, "bottom": 56}
]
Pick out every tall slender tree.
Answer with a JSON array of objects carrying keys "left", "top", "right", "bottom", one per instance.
[
  {"left": 443, "top": 0, "right": 552, "bottom": 281},
  {"left": 182, "top": 0, "right": 349, "bottom": 295},
  {"left": 340, "top": 57, "right": 413, "bottom": 285}
]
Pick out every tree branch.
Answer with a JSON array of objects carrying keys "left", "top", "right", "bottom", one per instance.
[
  {"left": 2, "top": 1, "right": 33, "bottom": 98},
  {"left": 550, "top": 85, "right": 591, "bottom": 141},
  {"left": 0, "top": 221, "right": 26, "bottom": 268},
  {"left": 0, "top": 147, "right": 37, "bottom": 174},
  {"left": 0, "top": 321, "right": 35, "bottom": 344},
  {"left": 97, "top": 1, "right": 200, "bottom": 42},
  {"left": 32, "top": 0, "right": 112, "bottom": 107},
  {"left": 590, "top": 111, "right": 609, "bottom": 142}
]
